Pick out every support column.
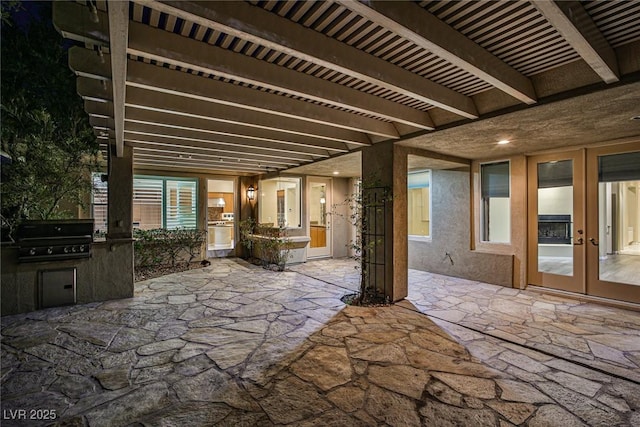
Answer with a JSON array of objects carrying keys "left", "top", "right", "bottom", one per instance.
[
  {"left": 238, "top": 175, "right": 259, "bottom": 258},
  {"left": 361, "top": 141, "right": 408, "bottom": 302},
  {"left": 100, "top": 141, "right": 134, "bottom": 300},
  {"left": 107, "top": 142, "right": 133, "bottom": 239}
]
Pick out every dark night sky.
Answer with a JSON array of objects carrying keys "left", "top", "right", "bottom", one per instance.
[{"left": 7, "top": 1, "right": 51, "bottom": 33}]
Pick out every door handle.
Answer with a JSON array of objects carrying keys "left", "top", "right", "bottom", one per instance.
[
  {"left": 573, "top": 237, "right": 584, "bottom": 245},
  {"left": 589, "top": 238, "right": 599, "bottom": 246}
]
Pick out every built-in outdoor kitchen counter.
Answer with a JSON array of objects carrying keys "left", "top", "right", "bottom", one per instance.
[{"left": 1, "top": 231, "right": 134, "bottom": 316}]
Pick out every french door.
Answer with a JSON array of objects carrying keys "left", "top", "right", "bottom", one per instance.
[
  {"left": 307, "top": 178, "right": 332, "bottom": 258},
  {"left": 528, "top": 150, "right": 585, "bottom": 293},
  {"left": 586, "top": 143, "right": 640, "bottom": 303},
  {"left": 528, "top": 142, "right": 640, "bottom": 304}
]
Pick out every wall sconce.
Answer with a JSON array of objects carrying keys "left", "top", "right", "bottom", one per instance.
[
  {"left": 247, "top": 185, "right": 256, "bottom": 201},
  {"left": 320, "top": 197, "right": 326, "bottom": 204}
]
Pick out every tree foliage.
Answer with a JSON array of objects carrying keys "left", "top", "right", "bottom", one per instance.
[{"left": 1, "top": 1, "right": 101, "bottom": 239}]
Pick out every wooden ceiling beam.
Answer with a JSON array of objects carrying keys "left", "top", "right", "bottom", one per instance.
[
  {"left": 125, "top": 60, "right": 399, "bottom": 139},
  {"left": 532, "top": 0, "right": 619, "bottom": 83},
  {"left": 125, "top": 86, "right": 369, "bottom": 146},
  {"left": 83, "top": 99, "right": 352, "bottom": 154},
  {"left": 58, "top": 2, "right": 432, "bottom": 130},
  {"left": 70, "top": 47, "right": 386, "bottom": 139},
  {"left": 133, "top": 155, "right": 277, "bottom": 172},
  {"left": 129, "top": 142, "right": 301, "bottom": 167},
  {"left": 123, "top": 125, "right": 330, "bottom": 159},
  {"left": 52, "top": 1, "right": 109, "bottom": 47},
  {"left": 133, "top": 159, "right": 266, "bottom": 174},
  {"left": 76, "top": 77, "right": 368, "bottom": 146},
  {"left": 125, "top": 132, "right": 321, "bottom": 163},
  {"left": 136, "top": 0, "right": 478, "bottom": 118},
  {"left": 107, "top": 1, "right": 128, "bottom": 157},
  {"left": 336, "top": 0, "right": 536, "bottom": 104},
  {"left": 124, "top": 108, "right": 352, "bottom": 153},
  {"left": 127, "top": 21, "right": 434, "bottom": 130}
]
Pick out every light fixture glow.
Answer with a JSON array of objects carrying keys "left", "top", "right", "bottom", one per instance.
[
  {"left": 320, "top": 197, "right": 326, "bottom": 204},
  {"left": 333, "top": 171, "right": 339, "bottom": 175},
  {"left": 246, "top": 185, "right": 256, "bottom": 201},
  {"left": 497, "top": 139, "right": 510, "bottom": 145}
]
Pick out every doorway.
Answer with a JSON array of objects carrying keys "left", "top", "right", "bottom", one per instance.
[
  {"left": 527, "top": 142, "right": 640, "bottom": 303},
  {"left": 207, "top": 179, "right": 235, "bottom": 257},
  {"left": 308, "top": 178, "right": 332, "bottom": 258}
]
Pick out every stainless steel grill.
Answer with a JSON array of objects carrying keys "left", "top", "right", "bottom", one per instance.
[{"left": 17, "top": 219, "right": 94, "bottom": 263}]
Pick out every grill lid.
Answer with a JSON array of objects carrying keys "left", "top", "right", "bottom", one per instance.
[
  {"left": 16, "top": 219, "right": 95, "bottom": 263},
  {"left": 17, "top": 219, "right": 94, "bottom": 242}
]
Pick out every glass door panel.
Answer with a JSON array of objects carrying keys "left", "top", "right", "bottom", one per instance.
[
  {"left": 587, "top": 144, "right": 640, "bottom": 303},
  {"left": 528, "top": 151, "right": 584, "bottom": 293},
  {"left": 597, "top": 181, "right": 640, "bottom": 286},
  {"left": 207, "top": 179, "right": 235, "bottom": 256},
  {"left": 537, "top": 160, "right": 574, "bottom": 276},
  {"left": 308, "top": 178, "right": 332, "bottom": 258}
]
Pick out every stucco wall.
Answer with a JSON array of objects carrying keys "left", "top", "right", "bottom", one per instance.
[
  {"left": 1, "top": 241, "right": 134, "bottom": 316},
  {"left": 408, "top": 170, "right": 513, "bottom": 286}
]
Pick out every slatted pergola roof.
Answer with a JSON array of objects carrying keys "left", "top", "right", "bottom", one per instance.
[{"left": 54, "top": 0, "right": 640, "bottom": 176}]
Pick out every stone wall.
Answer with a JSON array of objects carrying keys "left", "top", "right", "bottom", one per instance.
[{"left": 1, "top": 241, "right": 134, "bottom": 316}]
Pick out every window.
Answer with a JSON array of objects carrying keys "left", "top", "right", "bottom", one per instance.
[
  {"left": 133, "top": 178, "right": 163, "bottom": 230},
  {"left": 165, "top": 180, "right": 197, "bottom": 229},
  {"left": 133, "top": 176, "right": 197, "bottom": 229},
  {"left": 480, "top": 161, "right": 510, "bottom": 243},
  {"left": 94, "top": 175, "right": 198, "bottom": 231},
  {"left": 92, "top": 173, "right": 108, "bottom": 235},
  {"left": 408, "top": 170, "right": 430, "bottom": 239},
  {"left": 258, "top": 177, "right": 301, "bottom": 228}
]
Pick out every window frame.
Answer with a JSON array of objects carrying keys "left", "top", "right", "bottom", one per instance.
[
  {"left": 407, "top": 169, "right": 432, "bottom": 242},
  {"left": 258, "top": 176, "right": 302, "bottom": 229},
  {"left": 479, "top": 160, "right": 511, "bottom": 244},
  {"left": 133, "top": 175, "right": 199, "bottom": 230},
  {"left": 91, "top": 172, "right": 108, "bottom": 235}
]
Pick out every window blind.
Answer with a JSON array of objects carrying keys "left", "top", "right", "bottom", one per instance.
[
  {"left": 92, "top": 173, "right": 108, "bottom": 234},
  {"left": 165, "top": 180, "right": 197, "bottom": 229},
  {"left": 481, "top": 161, "right": 510, "bottom": 197},
  {"left": 598, "top": 151, "right": 640, "bottom": 182},
  {"left": 133, "top": 178, "right": 163, "bottom": 229}
]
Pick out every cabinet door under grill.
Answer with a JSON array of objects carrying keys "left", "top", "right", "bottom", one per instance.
[{"left": 39, "top": 268, "right": 76, "bottom": 308}]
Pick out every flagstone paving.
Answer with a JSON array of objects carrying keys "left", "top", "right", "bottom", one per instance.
[
  {"left": 1, "top": 258, "right": 638, "bottom": 426},
  {"left": 293, "top": 258, "right": 640, "bottom": 383}
]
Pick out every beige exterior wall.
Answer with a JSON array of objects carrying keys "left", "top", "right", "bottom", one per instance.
[
  {"left": 408, "top": 168, "right": 514, "bottom": 286},
  {"left": 471, "top": 155, "right": 527, "bottom": 288}
]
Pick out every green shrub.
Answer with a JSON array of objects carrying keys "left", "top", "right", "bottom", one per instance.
[
  {"left": 238, "top": 217, "right": 256, "bottom": 259},
  {"left": 256, "top": 229, "right": 293, "bottom": 271},
  {"left": 237, "top": 218, "right": 292, "bottom": 271},
  {"left": 134, "top": 228, "right": 206, "bottom": 268}
]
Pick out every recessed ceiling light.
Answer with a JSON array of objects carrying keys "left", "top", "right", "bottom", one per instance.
[
  {"left": 333, "top": 171, "right": 339, "bottom": 175},
  {"left": 497, "top": 139, "right": 510, "bottom": 145}
]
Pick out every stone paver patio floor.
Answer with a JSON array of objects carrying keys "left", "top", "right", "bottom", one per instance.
[
  {"left": 291, "top": 258, "right": 640, "bottom": 383},
  {"left": 2, "top": 258, "right": 639, "bottom": 426}
]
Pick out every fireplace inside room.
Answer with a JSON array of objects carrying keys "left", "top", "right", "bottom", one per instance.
[{"left": 538, "top": 215, "right": 571, "bottom": 244}]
